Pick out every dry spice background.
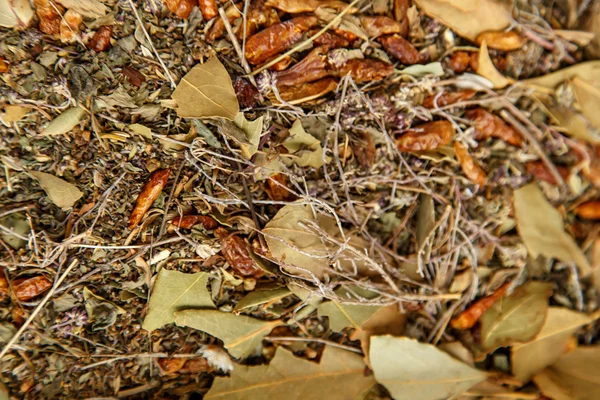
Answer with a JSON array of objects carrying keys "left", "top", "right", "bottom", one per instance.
[{"left": 1, "top": 0, "right": 600, "bottom": 398}]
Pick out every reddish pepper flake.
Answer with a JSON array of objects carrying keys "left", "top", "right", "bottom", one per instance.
[
  {"left": 128, "top": 169, "right": 171, "bottom": 229},
  {"left": 447, "top": 51, "right": 472, "bottom": 74},
  {"left": 172, "top": 215, "right": 219, "bottom": 230},
  {"left": 13, "top": 276, "right": 52, "bottom": 301},
  {"left": 450, "top": 283, "right": 511, "bottom": 330},
  {"left": 89, "top": 26, "right": 113, "bottom": 53},
  {"left": 0, "top": 56, "right": 8, "bottom": 73},
  {"left": 164, "top": 0, "right": 197, "bottom": 19},
  {"left": 422, "top": 90, "right": 476, "bottom": 109},
  {"left": 525, "top": 161, "right": 569, "bottom": 186},
  {"left": 465, "top": 108, "right": 523, "bottom": 147},
  {"left": 198, "top": 0, "right": 218, "bottom": 20},
  {"left": 266, "top": 173, "right": 296, "bottom": 201},
  {"left": 379, "top": 34, "right": 424, "bottom": 65},
  {"left": 395, "top": 121, "right": 455, "bottom": 152}
]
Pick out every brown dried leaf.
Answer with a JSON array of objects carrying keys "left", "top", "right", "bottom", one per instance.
[
  {"left": 379, "top": 34, "right": 424, "bottom": 65},
  {"left": 453, "top": 141, "right": 487, "bottom": 185},
  {"left": 122, "top": 66, "right": 146, "bottom": 88},
  {"left": 465, "top": 108, "right": 522, "bottom": 147},
  {"left": 128, "top": 169, "right": 170, "bottom": 229},
  {"left": 89, "top": 25, "right": 112, "bottom": 52},
  {"left": 395, "top": 120, "right": 455, "bottom": 152},
  {"left": 13, "top": 276, "right": 52, "bottom": 301},
  {"left": 476, "top": 30, "right": 526, "bottom": 51}
]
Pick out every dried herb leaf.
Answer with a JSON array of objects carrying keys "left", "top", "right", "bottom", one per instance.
[
  {"left": 174, "top": 309, "right": 281, "bottom": 359},
  {"left": 55, "top": 0, "right": 106, "bottom": 18},
  {"left": 369, "top": 335, "right": 487, "bottom": 400},
  {"left": 83, "top": 287, "right": 125, "bottom": 331},
  {"left": 233, "top": 287, "right": 291, "bottom": 313},
  {"left": 31, "top": 171, "right": 83, "bottom": 209},
  {"left": 318, "top": 287, "right": 382, "bottom": 331},
  {"left": 1, "top": 105, "right": 29, "bottom": 124},
  {"left": 233, "top": 112, "right": 264, "bottom": 159},
  {"left": 522, "top": 60, "right": 600, "bottom": 90},
  {"left": 172, "top": 57, "right": 239, "bottom": 119},
  {"left": 514, "top": 183, "right": 592, "bottom": 275},
  {"left": 0, "top": 0, "right": 33, "bottom": 28},
  {"left": 143, "top": 269, "right": 214, "bottom": 332},
  {"left": 284, "top": 120, "right": 326, "bottom": 169},
  {"left": 479, "top": 281, "right": 552, "bottom": 352},
  {"left": 512, "top": 307, "right": 595, "bottom": 382},
  {"left": 41, "top": 107, "right": 86, "bottom": 136},
  {"left": 205, "top": 346, "right": 375, "bottom": 399},
  {"left": 0, "top": 213, "right": 30, "bottom": 249},
  {"left": 129, "top": 123, "right": 152, "bottom": 139},
  {"left": 573, "top": 76, "right": 600, "bottom": 132}
]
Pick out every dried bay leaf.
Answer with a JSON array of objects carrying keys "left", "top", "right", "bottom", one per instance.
[
  {"left": 476, "top": 41, "right": 510, "bottom": 89},
  {"left": 172, "top": 57, "right": 239, "bottom": 119},
  {"left": 283, "top": 120, "right": 326, "bottom": 169},
  {"left": 142, "top": 269, "right": 215, "bottom": 332},
  {"left": 205, "top": 346, "right": 375, "bottom": 399},
  {"left": 55, "top": 0, "right": 106, "bottom": 18},
  {"left": 514, "top": 183, "right": 592, "bottom": 275},
  {"left": 521, "top": 60, "right": 600, "bottom": 91},
  {"left": 512, "top": 307, "right": 595, "bottom": 382},
  {"left": 0, "top": 0, "right": 33, "bottom": 28},
  {"left": 174, "top": 310, "right": 281, "bottom": 359},
  {"left": 233, "top": 112, "right": 264, "bottom": 159},
  {"left": 128, "top": 123, "right": 152, "bottom": 139},
  {"left": 413, "top": 0, "right": 511, "bottom": 41},
  {"left": 31, "top": 171, "right": 83, "bottom": 209},
  {"left": 41, "top": 107, "right": 86, "bottom": 136},
  {"left": 369, "top": 335, "right": 487, "bottom": 400},
  {"left": 479, "top": 281, "right": 552, "bottom": 353},
  {"left": 573, "top": 76, "right": 600, "bottom": 131},
  {"left": 233, "top": 287, "right": 291, "bottom": 313},
  {"left": 317, "top": 287, "right": 382, "bottom": 332},
  {"left": 0, "top": 213, "right": 30, "bottom": 249}
]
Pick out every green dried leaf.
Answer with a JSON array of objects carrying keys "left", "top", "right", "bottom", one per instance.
[
  {"left": 129, "top": 123, "right": 152, "bottom": 139},
  {"left": 41, "top": 107, "right": 86, "bottom": 136},
  {"left": 234, "top": 287, "right": 291, "bottom": 313},
  {"left": 317, "top": 287, "right": 382, "bottom": 332},
  {"left": 142, "top": 269, "right": 215, "bottom": 332},
  {"left": 193, "top": 119, "right": 222, "bottom": 148},
  {"left": 369, "top": 335, "right": 487, "bottom": 400},
  {"left": 83, "top": 287, "right": 125, "bottom": 331},
  {"left": 31, "top": 171, "right": 83, "bottom": 209},
  {"left": 205, "top": 346, "right": 375, "bottom": 399},
  {"left": 0, "top": 213, "right": 30, "bottom": 249},
  {"left": 233, "top": 112, "right": 264, "bottom": 159},
  {"left": 479, "top": 281, "right": 552, "bottom": 352},
  {"left": 172, "top": 57, "right": 239, "bottom": 119},
  {"left": 174, "top": 309, "right": 281, "bottom": 359},
  {"left": 514, "top": 183, "right": 592, "bottom": 275},
  {"left": 284, "top": 120, "right": 326, "bottom": 169}
]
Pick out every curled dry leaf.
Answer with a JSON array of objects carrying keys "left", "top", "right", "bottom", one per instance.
[
  {"left": 465, "top": 108, "right": 523, "bottom": 147},
  {"left": 451, "top": 283, "right": 509, "bottom": 330},
  {"left": 447, "top": 51, "right": 472, "bottom": 74},
  {"left": 379, "top": 34, "right": 424, "bottom": 65},
  {"left": 525, "top": 161, "right": 569, "bottom": 186},
  {"left": 198, "top": 0, "right": 217, "bottom": 20},
  {"left": 476, "top": 41, "right": 510, "bottom": 89},
  {"left": 128, "top": 169, "right": 170, "bottom": 229},
  {"left": 395, "top": 120, "right": 455, "bottom": 152},
  {"left": 59, "top": 9, "right": 82, "bottom": 43},
  {"left": 34, "top": 0, "right": 64, "bottom": 35},
  {"left": 164, "top": 0, "right": 196, "bottom": 19},
  {"left": 13, "top": 276, "right": 52, "bottom": 301},
  {"left": 245, "top": 16, "right": 318, "bottom": 65},
  {"left": 574, "top": 201, "right": 600, "bottom": 220},
  {"left": 360, "top": 16, "right": 403, "bottom": 38},
  {"left": 278, "top": 78, "right": 339, "bottom": 103},
  {"left": 218, "top": 228, "right": 263, "bottom": 278},
  {"left": 89, "top": 26, "right": 113, "bottom": 52},
  {"left": 171, "top": 215, "right": 219, "bottom": 230},
  {"left": 422, "top": 90, "right": 476, "bottom": 108},
  {"left": 476, "top": 30, "right": 526, "bottom": 51},
  {"left": 453, "top": 142, "right": 487, "bottom": 185}
]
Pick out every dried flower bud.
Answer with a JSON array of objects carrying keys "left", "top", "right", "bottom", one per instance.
[
  {"left": 447, "top": 51, "right": 471, "bottom": 74},
  {"left": 59, "top": 9, "right": 82, "bottom": 43},
  {"left": 360, "top": 16, "right": 404, "bottom": 38},
  {"left": 379, "top": 34, "right": 424, "bottom": 65},
  {"left": 128, "top": 169, "right": 171, "bottom": 229},
  {"left": 574, "top": 201, "right": 600, "bottom": 220},
  {"left": 35, "top": 0, "right": 64, "bottom": 35},
  {"left": 422, "top": 90, "right": 476, "bottom": 109},
  {"left": 395, "top": 120, "right": 455, "bottom": 152},
  {"left": 172, "top": 215, "right": 219, "bottom": 230},
  {"left": 13, "top": 276, "right": 52, "bottom": 301},
  {"left": 198, "top": 0, "right": 217, "bottom": 20},
  {"left": 164, "top": 0, "right": 197, "bottom": 19},
  {"left": 453, "top": 142, "right": 487, "bottom": 186},
  {"left": 89, "top": 26, "right": 113, "bottom": 53},
  {"left": 465, "top": 108, "right": 522, "bottom": 147},
  {"left": 476, "top": 30, "right": 526, "bottom": 51}
]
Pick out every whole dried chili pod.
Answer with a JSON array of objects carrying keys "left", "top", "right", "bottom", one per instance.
[
  {"left": 198, "top": 0, "right": 218, "bottom": 20},
  {"left": 574, "top": 201, "right": 600, "bottom": 220},
  {"left": 128, "top": 169, "right": 171, "bottom": 229},
  {"left": 278, "top": 78, "right": 339, "bottom": 102},
  {"left": 172, "top": 215, "right": 219, "bottom": 230},
  {"left": 275, "top": 46, "right": 329, "bottom": 87},
  {"left": 395, "top": 120, "right": 455, "bottom": 152},
  {"left": 378, "top": 34, "right": 424, "bottom": 65},
  {"left": 241, "top": 0, "right": 280, "bottom": 39},
  {"left": 465, "top": 108, "right": 523, "bottom": 147},
  {"left": 89, "top": 26, "right": 113, "bottom": 53},
  {"left": 164, "top": 0, "right": 197, "bottom": 19},
  {"left": 265, "top": 0, "right": 358, "bottom": 14},
  {"left": 331, "top": 58, "right": 394, "bottom": 83},
  {"left": 360, "top": 16, "right": 404, "bottom": 38},
  {"left": 450, "top": 282, "right": 510, "bottom": 330},
  {"left": 453, "top": 142, "right": 487, "bottom": 186},
  {"left": 525, "top": 161, "right": 569, "bottom": 186},
  {"left": 13, "top": 276, "right": 53, "bottom": 301},
  {"left": 245, "top": 16, "right": 318, "bottom": 65},
  {"left": 216, "top": 227, "right": 263, "bottom": 278},
  {"left": 34, "top": 0, "right": 64, "bottom": 35},
  {"left": 394, "top": 0, "right": 410, "bottom": 23},
  {"left": 422, "top": 90, "right": 476, "bottom": 109}
]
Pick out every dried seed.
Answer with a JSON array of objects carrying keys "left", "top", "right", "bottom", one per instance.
[
  {"left": 453, "top": 142, "right": 487, "bottom": 186},
  {"left": 525, "top": 161, "right": 569, "bottom": 186},
  {"left": 465, "top": 108, "right": 523, "bottom": 147},
  {"left": 447, "top": 51, "right": 471, "bottom": 74},
  {"left": 245, "top": 16, "right": 318, "bottom": 65},
  {"left": 164, "top": 0, "right": 197, "bottom": 19},
  {"left": 278, "top": 78, "right": 339, "bottom": 102},
  {"left": 422, "top": 90, "right": 476, "bottom": 109},
  {"left": 122, "top": 66, "right": 146, "bottom": 88},
  {"left": 34, "top": 0, "right": 64, "bottom": 35},
  {"left": 89, "top": 26, "right": 113, "bottom": 53},
  {"left": 233, "top": 77, "right": 261, "bottom": 109},
  {"left": 219, "top": 231, "right": 263, "bottom": 278},
  {"left": 450, "top": 283, "right": 510, "bottom": 330},
  {"left": 395, "top": 120, "right": 455, "bottom": 152},
  {"left": 379, "top": 34, "right": 424, "bottom": 65},
  {"left": 198, "top": 0, "right": 218, "bottom": 20},
  {"left": 13, "top": 276, "right": 53, "bottom": 301},
  {"left": 172, "top": 215, "right": 219, "bottom": 230},
  {"left": 476, "top": 30, "right": 526, "bottom": 51},
  {"left": 574, "top": 201, "right": 600, "bottom": 220},
  {"left": 128, "top": 169, "right": 171, "bottom": 229},
  {"left": 266, "top": 173, "right": 295, "bottom": 201},
  {"left": 360, "top": 16, "right": 404, "bottom": 38},
  {"left": 332, "top": 58, "right": 394, "bottom": 83}
]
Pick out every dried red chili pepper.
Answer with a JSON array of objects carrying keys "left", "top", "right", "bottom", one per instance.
[
  {"left": 310, "top": 30, "right": 350, "bottom": 49},
  {"left": 447, "top": 51, "right": 471, "bottom": 74},
  {"left": 122, "top": 66, "right": 146, "bottom": 88},
  {"left": 266, "top": 173, "right": 295, "bottom": 201},
  {"left": 172, "top": 215, "right": 219, "bottom": 230},
  {"left": 395, "top": 120, "right": 455, "bottom": 152},
  {"left": 245, "top": 16, "right": 318, "bottom": 65},
  {"left": 465, "top": 108, "right": 523, "bottom": 147},
  {"left": 218, "top": 230, "right": 263, "bottom": 278},
  {"left": 59, "top": 10, "right": 83, "bottom": 43},
  {"left": 34, "top": 0, "right": 64, "bottom": 35},
  {"left": 574, "top": 201, "right": 600, "bottom": 220},
  {"left": 265, "top": 0, "right": 358, "bottom": 13},
  {"left": 453, "top": 142, "right": 487, "bottom": 186},
  {"left": 379, "top": 34, "right": 424, "bottom": 65},
  {"left": 128, "top": 169, "right": 171, "bottom": 229},
  {"left": 164, "top": 0, "right": 197, "bottom": 19},
  {"left": 267, "top": 55, "right": 293, "bottom": 71},
  {"left": 469, "top": 52, "right": 479, "bottom": 71},
  {"left": 525, "top": 161, "right": 569, "bottom": 186},
  {"left": 332, "top": 58, "right": 394, "bottom": 83},
  {"left": 333, "top": 28, "right": 358, "bottom": 42},
  {"left": 180, "top": 358, "right": 212, "bottom": 373},
  {"left": 198, "top": 0, "right": 218, "bottom": 20},
  {"left": 275, "top": 46, "right": 329, "bottom": 87},
  {"left": 241, "top": 0, "right": 280, "bottom": 39},
  {"left": 278, "top": 78, "right": 338, "bottom": 102},
  {"left": 89, "top": 26, "right": 113, "bottom": 53},
  {"left": 360, "top": 16, "right": 404, "bottom": 38},
  {"left": 451, "top": 283, "right": 510, "bottom": 329},
  {"left": 422, "top": 90, "right": 476, "bottom": 109},
  {"left": 206, "top": 3, "right": 241, "bottom": 41},
  {"left": 233, "top": 77, "right": 261, "bottom": 109},
  {"left": 13, "top": 276, "right": 52, "bottom": 301},
  {"left": 476, "top": 30, "right": 526, "bottom": 51}
]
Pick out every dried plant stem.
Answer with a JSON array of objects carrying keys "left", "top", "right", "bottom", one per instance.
[{"left": 264, "top": 336, "right": 363, "bottom": 354}]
